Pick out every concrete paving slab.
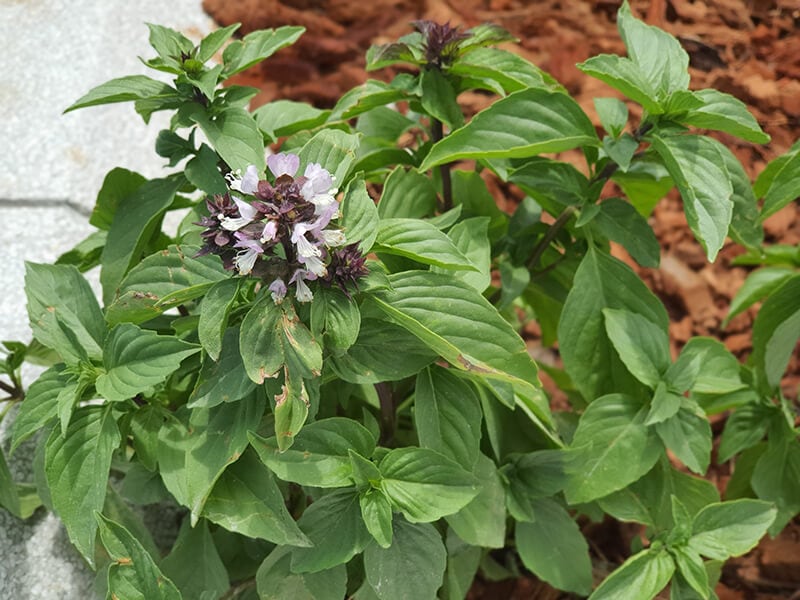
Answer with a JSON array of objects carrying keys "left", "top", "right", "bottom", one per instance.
[{"left": 1, "top": 0, "right": 215, "bottom": 210}]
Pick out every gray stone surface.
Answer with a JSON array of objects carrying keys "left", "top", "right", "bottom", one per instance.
[{"left": 1, "top": 1, "right": 215, "bottom": 597}]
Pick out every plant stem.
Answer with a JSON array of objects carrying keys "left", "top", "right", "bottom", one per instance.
[
  {"left": 526, "top": 205, "right": 577, "bottom": 271},
  {"left": 374, "top": 382, "right": 395, "bottom": 445},
  {"left": 431, "top": 119, "right": 453, "bottom": 212}
]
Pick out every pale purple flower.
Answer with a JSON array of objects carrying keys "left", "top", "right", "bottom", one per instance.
[
  {"left": 291, "top": 222, "right": 322, "bottom": 258},
  {"left": 233, "top": 236, "right": 264, "bottom": 275},
  {"left": 268, "top": 278, "right": 287, "bottom": 304},
  {"left": 220, "top": 197, "right": 258, "bottom": 231},
  {"left": 226, "top": 165, "right": 260, "bottom": 194},
  {"left": 260, "top": 220, "right": 278, "bottom": 244},
  {"left": 290, "top": 269, "right": 315, "bottom": 303},
  {"left": 298, "top": 252, "right": 327, "bottom": 278},
  {"left": 322, "top": 229, "right": 347, "bottom": 247},
  {"left": 267, "top": 153, "right": 300, "bottom": 178}
]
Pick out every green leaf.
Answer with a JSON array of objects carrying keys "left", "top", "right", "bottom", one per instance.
[
  {"left": 577, "top": 55, "right": 662, "bottom": 114},
  {"left": 419, "top": 88, "right": 597, "bottom": 171},
  {"left": 665, "top": 337, "right": 744, "bottom": 394},
  {"left": 589, "top": 548, "right": 675, "bottom": 600},
  {"left": 100, "top": 176, "right": 183, "bottom": 304},
  {"left": 197, "top": 23, "right": 241, "bottom": 62},
  {"left": 751, "top": 439, "right": 800, "bottom": 535},
  {"left": 756, "top": 145, "right": 800, "bottom": 220},
  {"left": 617, "top": 0, "right": 690, "bottom": 96},
  {"left": 311, "top": 286, "right": 361, "bottom": 353},
  {"left": 595, "top": 97, "right": 629, "bottom": 137},
  {"left": 415, "top": 367, "right": 481, "bottom": 469},
  {"left": 25, "top": 263, "right": 105, "bottom": 364},
  {"left": 0, "top": 446, "right": 20, "bottom": 517},
  {"left": 516, "top": 498, "right": 593, "bottom": 595},
  {"left": 592, "top": 198, "right": 660, "bottom": 267},
  {"left": 222, "top": 26, "right": 305, "bottom": 77},
  {"left": 191, "top": 328, "right": 256, "bottom": 409},
  {"left": 558, "top": 248, "right": 668, "bottom": 401},
  {"left": 751, "top": 274, "right": 800, "bottom": 388},
  {"left": 360, "top": 487, "right": 394, "bottom": 549},
  {"left": 329, "top": 79, "right": 409, "bottom": 120},
  {"left": 249, "top": 417, "right": 375, "bottom": 488},
  {"left": 432, "top": 217, "right": 492, "bottom": 292},
  {"left": 450, "top": 47, "right": 549, "bottom": 94},
  {"left": 612, "top": 158, "right": 673, "bottom": 216},
  {"left": 603, "top": 133, "right": 639, "bottom": 172},
  {"left": 655, "top": 402, "right": 712, "bottom": 474},
  {"left": 718, "top": 403, "right": 771, "bottom": 462},
  {"left": 508, "top": 449, "right": 569, "bottom": 502},
  {"left": 564, "top": 394, "right": 662, "bottom": 504},
  {"left": 298, "top": 128, "right": 360, "bottom": 186},
  {"left": 190, "top": 107, "right": 266, "bottom": 173},
  {"left": 291, "top": 489, "right": 371, "bottom": 572},
  {"left": 198, "top": 278, "right": 240, "bottom": 361},
  {"left": 330, "top": 318, "right": 437, "bottom": 384},
  {"left": 257, "top": 548, "right": 347, "bottom": 600},
  {"left": 45, "top": 406, "right": 120, "bottom": 566},
  {"left": 688, "top": 499, "right": 776, "bottom": 560},
  {"left": 159, "top": 394, "right": 265, "bottom": 522},
  {"left": 253, "top": 100, "right": 329, "bottom": 140},
  {"left": 146, "top": 23, "right": 192, "bottom": 62},
  {"left": 203, "top": 448, "right": 310, "bottom": 546},
  {"left": 130, "top": 404, "right": 167, "bottom": 472},
  {"left": 445, "top": 454, "right": 506, "bottom": 548},
  {"left": 681, "top": 89, "right": 769, "bottom": 143},
  {"left": 64, "top": 75, "right": 175, "bottom": 113},
  {"left": 419, "top": 68, "right": 463, "bottom": 129},
  {"left": 645, "top": 383, "right": 683, "bottom": 425},
  {"left": 272, "top": 375, "right": 310, "bottom": 454},
  {"left": 379, "top": 447, "right": 478, "bottom": 523},
  {"left": 726, "top": 267, "right": 795, "bottom": 325},
  {"left": 509, "top": 157, "right": 590, "bottom": 211},
  {"left": 91, "top": 167, "right": 147, "bottom": 230},
  {"left": 185, "top": 143, "right": 228, "bottom": 195},
  {"left": 340, "top": 175, "right": 380, "bottom": 253},
  {"left": 107, "top": 244, "right": 228, "bottom": 326},
  {"left": 375, "top": 218, "right": 476, "bottom": 270},
  {"left": 603, "top": 308, "right": 671, "bottom": 388},
  {"left": 95, "top": 324, "right": 199, "bottom": 402},
  {"left": 650, "top": 134, "right": 733, "bottom": 261},
  {"left": 367, "top": 271, "right": 548, "bottom": 419},
  {"left": 10, "top": 364, "right": 67, "bottom": 453},
  {"left": 378, "top": 167, "right": 437, "bottom": 220},
  {"left": 672, "top": 547, "right": 710, "bottom": 600},
  {"left": 364, "top": 519, "right": 446, "bottom": 600},
  {"left": 95, "top": 513, "right": 181, "bottom": 600},
  {"left": 161, "top": 518, "right": 229, "bottom": 600}
]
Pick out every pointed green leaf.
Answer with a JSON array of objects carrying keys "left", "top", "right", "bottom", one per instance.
[
  {"left": 415, "top": 367, "right": 482, "bottom": 469},
  {"left": 751, "top": 439, "right": 800, "bottom": 535},
  {"left": 95, "top": 324, "right": 199, "bottom": 402},
  {"left": 311, "top": 286, "right": 361, "bottom": 353},
  {"left": 364, "top": 518, "right": 446, "bottom": 600},
  {"left": 419, "top": 88, "right": 597, "bottom": 170},
  {"left": 203, "top": 448, "right": 311, "bottom": 546},
  {"left": 64, "top": 75, "right": 175, "bottom": 113},
  {"left": 757, "top": 145, "right": 800, "bottom": 220},
  {"left": 95, "top": 513, "right": 181, "bottom": 600},
  {"left": 158, "top": 394, "right": 265, "bottom": 521},
  {"left": 190, "top": 328, "right": 255, "bottom": 409},
  {"left": 45, "top": 407, "right": 120, "bottom": 566},
  {"left": 190, "top": 107, "right": 265, "bottom": 173},
  {"left": 445, "top": 454, "right": 506, "bottom": 548},
  {"left": 558, "top": 248, "right": 668, "bottom": 401},
  {"left": 655, "top": 402, "right": 712, "bottom": 474},
  {"left": 375, "top": 218, "right": 476, "bottom": 270},
  {"left": 751, "top": 274, "right": 800, "bottom": 388},
  {"left": 249, "top": 417, "right": 375, "bottom": 488},
  {"left": 592, "top": 198, "right": 660, "bottom": 268},
  {"left": 253, "top": 99, "right": 329, "bottom": 140},
  {"left": 419, "top": 67, "right": 463, "bottom": 129},
  {"left": 222, "top": 26, "right": 305, "bottom": 77},
  {"left": 650, "top": 134, "right": 733, "bottom": 261},
  {"left": 603, "top": 308, "right": 671, "bottom": 388},
  {"left": 298, "top": 128, "right": 360, "bottom": 186},
  {"left": 450, "top": 47, "right": 550, "bottom": 94},
  {"left": 10, "top": 364, "right": 67, "bottom": 453},
  {"left": 432, "top": 217, "right": 492, "bottom": 292},
  {"left": 516, "top": 498, "right": 593, "bottom": 595},
  {"left": 25, "top": 263, "right": 105, "bottom": 364},
  {"left": 240, "top": 294, "right": 283, "bottom": 384},
  {"left": 378, "top": 167, "right": 437, "bottom": 220},
  {"left": 665, "top": 337, "right": 744, "bottom": 394},
  {"left": 726, "top": 267, "right": 795, "bottom": 325},
  {"left": 91, "top": 167, "right": 148, "bottom": 230},
  {"left": 589, "top": 548, "right": 675, "bottom": 600},
  {"left": 257, "top": 547, "right": 346, "bottom": 600},
  {"left": 291, "top": 489, "right": 371, "bottom": 573},
  {"left": 595, "top": 97, "right": 629, "bottom": 137},
  {"left": 161, "top": 518, "right": 229, "bottom": 600},
  {"left": 379, "top": 447, "right": 478, "bottom": 523},
  {"left": 100, "top": 176, "right": 183, "bottom": 304},
  {"left": 577, "top": 55, "right": 662, "bottom": 113},
  {"left": 682, "top": 89, "right": 769, "bottom": 143},
  {"left": 360, "top": 488, "right": 394, "bottom": 549},
  {"left": 367, "top": 271, "right": 548, "bottom": 421},
  {"left": 564, "top": 394, "right": 662, "bottom": 504},
  {"left": 198, "top": 278, "right": 240, "bottom": 361},
  {"left": 688, "top": 499, "right": 776, "bottom": 560},
  {"left": 341, "top": 175, "right": 380, "bottom": 253}
]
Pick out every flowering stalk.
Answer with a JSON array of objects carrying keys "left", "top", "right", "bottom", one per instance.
[{"left": 197, "top": 153, "right": 367, "bottom": 303}]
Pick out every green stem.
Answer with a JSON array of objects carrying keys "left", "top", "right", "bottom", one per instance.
[
  {"left": 374, "top": 382, "right": 395, "bottom": 445},
  {"left": 526, "top": 205, "right": 577, "bottom": 271}
]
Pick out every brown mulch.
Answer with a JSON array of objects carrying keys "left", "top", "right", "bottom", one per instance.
[{"left": 202, "top": 0, "right": 800, "bottom": 597}]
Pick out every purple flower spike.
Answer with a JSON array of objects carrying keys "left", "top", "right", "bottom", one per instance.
[{"left": 267, "top": 153, "right": 300, "bottom": 178}]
